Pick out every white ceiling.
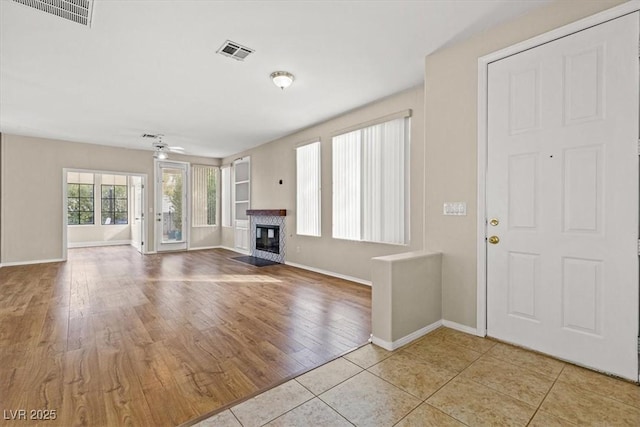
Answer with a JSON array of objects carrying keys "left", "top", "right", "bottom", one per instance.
[{"left": 0, "top": 0, "right": 550, "bottom": 158}]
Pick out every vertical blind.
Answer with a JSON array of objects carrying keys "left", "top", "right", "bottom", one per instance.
[
  {"left": 192, "top": 165, "right": 217, "bottom": 226},
  {"left": 296, "top": 141, "right": 321, "bottom": 236},
  {"left": 332, "top": 130, "right": 361, "bottom": 240},
  {"left": 332, "top": 116, "right": 410, "bottom": 244},
  {"left": 221, "top": 166, "right": 232, "bottom": 227}
]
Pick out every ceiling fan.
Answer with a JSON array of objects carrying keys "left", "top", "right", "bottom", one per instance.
[{"left": 142, "top": 134, "right": 184, "bottom": 160}]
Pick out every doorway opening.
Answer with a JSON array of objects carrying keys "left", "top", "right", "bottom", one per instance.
[
  {"left": 155, "top": 160, "right": 189, "bottom": 252},
  {"left": 477, "top": 3, "right": 639, "bottom": 381},
  {"left": 63, "top": 169, "right": 147, "bottom": 258}
]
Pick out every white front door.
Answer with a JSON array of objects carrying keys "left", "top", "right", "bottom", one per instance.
[
  {"left": 487, "top": 12, "right": 639, "bottom": 380},
  {"left": 155, "top": 161, "right": 188, "bottom": 252},
  {"left": 130, "top": 175, "right": 144, "bottom": 253}
]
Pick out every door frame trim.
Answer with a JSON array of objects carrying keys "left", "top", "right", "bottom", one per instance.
[
  {"left": 154, "top": 159, "right": 190, "bottom": 252},
  {"left": 62, "top": 168, "right": 148, "bottom": 260},
  {"left": 476, "top": 0, "right": 640, "bottom": 337}
]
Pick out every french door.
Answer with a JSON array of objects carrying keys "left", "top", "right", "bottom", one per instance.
[
  {"left": 486, "top": 12, "right": 639, "bottom": 380},
  {"left": 155, "top": 161, "right": 188, "bottom": 252}
]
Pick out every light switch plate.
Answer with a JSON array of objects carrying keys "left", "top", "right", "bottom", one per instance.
[{"left": 443, "top": 202, "right": 467, "bottom": 216}]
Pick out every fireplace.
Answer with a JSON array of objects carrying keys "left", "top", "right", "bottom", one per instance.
[
  {"left": 247, "top": 209, "right": 287, "bottom": 264},
  {"left": 255, "top": 225, "right": 280, "bottom": 254}
]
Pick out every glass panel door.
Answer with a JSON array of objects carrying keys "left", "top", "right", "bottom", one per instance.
[{"left": 156, "top": 161, "right": 188, "bottom": 251}]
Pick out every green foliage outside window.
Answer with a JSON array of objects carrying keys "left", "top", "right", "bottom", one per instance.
[
  {"left": 101, "top": 185, "right": 128, "bottom": 225},
  {"left": 67, "top": 183, "right": 94, "bottom": 225},
  {"left": 206, "top": 169, "right": 216, "bottom": 225}
]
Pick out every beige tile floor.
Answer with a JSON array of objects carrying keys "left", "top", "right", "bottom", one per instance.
[{"left": 193, "top": 327, "right": 640, "bottom": 426}]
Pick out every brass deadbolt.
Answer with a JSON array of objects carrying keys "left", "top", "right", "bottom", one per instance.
[{"left": 489, "top": 218, "right": 499, "bottom": 226}]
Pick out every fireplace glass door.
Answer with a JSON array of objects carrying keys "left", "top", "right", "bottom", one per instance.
[{"left": 256, "top": 225, "right": 279, "bottom": 254}]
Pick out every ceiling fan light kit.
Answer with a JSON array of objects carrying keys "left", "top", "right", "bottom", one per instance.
[
  {"left": 154, "top": 150, "right": 168, "bottom": 160},
  {"left": 144, "top": 133, "right": 184, "bottom": 160}
]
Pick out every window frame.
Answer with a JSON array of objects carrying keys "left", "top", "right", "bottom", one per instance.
[
  {"left": 101, "top": 183, "right": 128, "bottom": 225},
  {"left": 331, "top": 113, "right": 411, "bottom": 245},
  {"left": 192, "top": 165, "right": 218, "bottom": 227},
  {"left": 296, "top": 140, "right": 322, "bottom": 237},
  {"left": 221, "top": 165, "right": 232, "bottom": 228},
  {"left": 67, "top": 182, "right": 95, "bottom": 226}
]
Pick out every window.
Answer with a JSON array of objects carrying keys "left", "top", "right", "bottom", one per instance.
[
  {"left": 192, "top": 165, "right": 218, "bottom": 226},
  {"left": 221, "top": 166, "right": 232, "bottom": 227},
  {"left": 67, "top": 172, "right": 94, "bottom": 225},
  {"left": 101, "top": 174, "right": 128, "bottom": 225},
  {"left": 296, "top": 141, "right": 321, "bottom": 236},
  {"left": 332, "top": 115, "right": 410, "bottom": 244}
]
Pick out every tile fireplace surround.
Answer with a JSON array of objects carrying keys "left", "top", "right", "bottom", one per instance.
[{"left": 247, "top": 210, "right": 286, "bottom": 264}]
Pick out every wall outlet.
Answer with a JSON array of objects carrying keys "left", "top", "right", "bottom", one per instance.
[{"left": 443, "top": 202, "right": 467, "bottom": 216}]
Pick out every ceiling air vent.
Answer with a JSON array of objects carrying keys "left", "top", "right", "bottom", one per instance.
[
  {"left": 216, "top": 40, "right": 254, "bottom": 61},
  {"left": 12, "top": 0, "right": 94, "bottom": 26}
]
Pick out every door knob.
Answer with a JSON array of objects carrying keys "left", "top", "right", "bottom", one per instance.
[
  {"left": 489, "top": 218, "right": 499, "bottom": 226},
  {"left": 488, "top": 236, "right": 500, "bottom": 244}
]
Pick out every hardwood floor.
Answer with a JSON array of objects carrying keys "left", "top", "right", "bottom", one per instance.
[{"left": 0, "top": 247, "right": 371, "bottom": 426}]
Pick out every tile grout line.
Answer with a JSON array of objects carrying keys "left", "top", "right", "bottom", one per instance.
[
  {"left": 249, "top": 377, "right": 356, "bottom": 427},
  {"left": 305, "top": 364, "right": 369, "bottom": 420},
  {"left": 524, "top": 363, "right": 569, "bottom": 426},
  {"left": 306, "top": 385, "right": 358, "bottom": 427},
  {"left": 366, "top": 332, "right": 497, "bottom": 425},
  {"left": 555, "top": 370, "right": 640, "bottom": 410},
  {"left": 413, "top": 350, "right": 485, "bottom": 424}
]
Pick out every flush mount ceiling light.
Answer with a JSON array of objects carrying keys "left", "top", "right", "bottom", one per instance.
[{"left": 270, "top": 71, "right": 295, "bottom": 90}]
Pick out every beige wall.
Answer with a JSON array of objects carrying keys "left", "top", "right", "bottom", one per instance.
[
  {"left": 68, "top": 224, "right": 131, "bottom": 245},
  {"left": 371, "top": 251, "right": 442, "bottom": 347},
  {"left": 0, "top": 134, "right": 220, "bottom": 264},
  {"left": 0, "top": 134, "right": 2, "bottom": 262},
  {"left": 424, "top": 0, "right": 627, "bottom": 328},
  {"left": 222, "top": 86, "right": 425, "bottom": 281}
]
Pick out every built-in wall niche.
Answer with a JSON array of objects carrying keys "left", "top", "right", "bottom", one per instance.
[
  {"left": 234, "top": 160, "right": 250, "bottom": 221},
  {"left": 234, "top": 157, "right": 251, "bottom": 252},
  {"left": 235, "top": 182, "right": 249, "bottom": 220}
]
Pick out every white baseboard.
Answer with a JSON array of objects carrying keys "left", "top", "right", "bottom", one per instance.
[
  {"left": 1, "top": 258, "right": 65, "bottom": 268},
  {"left": 68, "top": 240, "right": 132, "bottom": 248},
  {"left": 372, "top": 320, "right": 443, "bottom": 351},
  {"left": 284, "top": 261, "right": 372, "bottom": 286},
  {"left": 442, "top": 319, "right": 483, "bottom": 337},
  {"left": 216, "top": 246, "right": 250, "bottom": 255},
  {"left": 187, "top": 245, "right": 219, "bottom": 251},
  {"left": 216, "top": 245, "right": 241, "bottom": 253}
]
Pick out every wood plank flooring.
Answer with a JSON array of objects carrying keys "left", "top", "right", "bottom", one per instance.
[{"left": 0, "top": 247, "right": 371, "bottom": 426}]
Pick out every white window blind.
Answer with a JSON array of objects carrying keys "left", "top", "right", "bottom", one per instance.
[
  {"left": 296, "top": 141, "right": 321, "bottom": 236},
  {"left": 332, "top": 131, "right": 361, "bottom": 240},
  {"left": 192, "top": 165, "right": 217, "bottom": 226},
  {"left": 221, "top": 166, "right": 232, "bottom": 227},
  {"left": 332, "top": 116, "right": 410, "bottom": 244}
]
